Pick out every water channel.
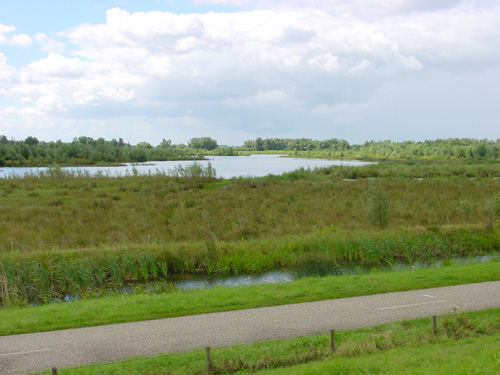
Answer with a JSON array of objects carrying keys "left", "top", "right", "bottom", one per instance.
[
  {"left": 0, "top": 154, "right": 371, "bottom": 179},
  {"left": 162, "top": 254, "right": 498, "bottom": 292}
]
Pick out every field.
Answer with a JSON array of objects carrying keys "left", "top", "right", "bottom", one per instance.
[
  {"left": 1, "top": 156, "right": 500, "bottom": 374},
  {"left": 1, "top": 160, "right": 500, "bottom": 306}
]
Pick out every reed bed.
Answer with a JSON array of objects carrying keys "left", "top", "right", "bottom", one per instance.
[{"left": 1, "top": 226, "right": 498, "bottom": 307}]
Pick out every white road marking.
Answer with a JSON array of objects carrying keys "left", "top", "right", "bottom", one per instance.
[
  {"left": 0, "top": 348, "right": 52, "bottom": 357},
  {"left": 378, "top": 300, "right": 451, "bottom": 310},
  {"left": 422, "top": 294, "right": 435, "bottom": 298}
]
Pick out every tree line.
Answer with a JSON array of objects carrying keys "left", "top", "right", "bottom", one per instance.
[
  {"left": 242, "top": 137, "right": 500, "bottom": 160},
  {"left": 1, "top": 135, "right": 499, "bottom": 167},
  {"left": 0, "top": 136, "right": 218, "bottom": 167}
]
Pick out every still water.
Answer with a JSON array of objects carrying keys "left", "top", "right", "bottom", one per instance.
[
  {"left": 0, "top": 154, "right": 371, "bottom": 179},
  {"left": 140, "top": 254, "right": 500, "bottom": 293}
]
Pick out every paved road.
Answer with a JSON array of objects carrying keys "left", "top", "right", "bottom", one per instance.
[{"left": 1, "top": 281, "right": 500, "bottom": 375}]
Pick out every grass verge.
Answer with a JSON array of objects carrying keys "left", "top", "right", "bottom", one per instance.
[
  {"left": 34, "top": 307, "right": 500, "bottom": 374},
  {"left": 1, "top": 259, "right": 499, "bottom": 336}
]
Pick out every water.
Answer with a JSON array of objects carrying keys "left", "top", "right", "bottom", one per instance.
[
  {"left": 0, "top": 154, "right": 371, "bottom": 179},
  {"left": 51, "top": 253, "right": 499, "bottom": 304},
  {"left": 155, "top": 253, "right": 500, "bottom": 292}
]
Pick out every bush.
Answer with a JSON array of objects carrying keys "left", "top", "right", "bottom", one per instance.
[
  {"left": 493, "top": 194, "right": 500, "bottom": 219},
  {"left": 365, "top": 182, "right": 390, "bottom": 229}
]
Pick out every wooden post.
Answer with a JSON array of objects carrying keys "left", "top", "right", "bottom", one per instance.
[
  {"left": 51, "top": 368, "right": 57, "bottom": 375},
  {"left": 432, "top": 315, "right": 437, "bottom": 334},
  {"left": 205, "top": 346, "right": 213, "bottom": 374},
  {"left": 329, "top": 329, "right": 335, "bottom": 351}
]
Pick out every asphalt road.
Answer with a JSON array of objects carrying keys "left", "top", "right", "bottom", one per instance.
[{"left": 1, "top": 281, "right": 500, "bottom": 375}]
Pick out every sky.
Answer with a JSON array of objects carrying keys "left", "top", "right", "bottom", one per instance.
[{"left": 0, "top": 0, "right": 499, "bottom": 146}]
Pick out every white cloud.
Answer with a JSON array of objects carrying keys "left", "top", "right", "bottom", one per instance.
[
  {"left": 0, "top": 24, "right": 32, "bottom": 47},
  {"left": 35, "top": 33, "right": 66, "bottom": 52},
  {"left": 0, "top": 1, "right": 499, "bottom": 144}
]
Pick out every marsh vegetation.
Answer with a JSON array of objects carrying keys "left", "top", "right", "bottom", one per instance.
[{"left": 1, "top": 159, "right": 499, "bottom": 306}]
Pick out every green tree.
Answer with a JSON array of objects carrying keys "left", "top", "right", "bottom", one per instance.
[
  {"left": 365, "top": 183, "right": 390, "bottom": 229},
  {"left": 188, "top": 137, "right": 218, "bottom": 151},
  {"left": 24, "top": 136, "right": 39, "bottom": 146}
]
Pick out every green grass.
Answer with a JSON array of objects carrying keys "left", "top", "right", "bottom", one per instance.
[
  {"left": 2, "top": 259, "right": 500, "bottom": 336},
  {"left": 1, "top": 162, "right": 500, "bottom": 254},
  {"left": 2, "top": 226, "right": 499, "bottom": 307},
  {"left": 1, "top": 161, "right": 500, "bottom": 306},
  {"left": 251, "top": 335, "right": 500, "bottom": 375},
  {"left": 33, "top": 307, "right": 500, "bottom": 374}
]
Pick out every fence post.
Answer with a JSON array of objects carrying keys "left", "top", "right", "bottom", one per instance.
[
  {"left": 51, "top": 368, "right": 57, "bottom": 375},
  {"left": 205, "top": 346, "right": 213, "bottom": 374},
  {"left": 432, "top": 315, "right": 437, "bottom": 334},
  {"left": 11, "top": 241, "right": 14, "bottom": 251},
  {"left": 329, "top": 329, "right": 335, "bottom": 351}
]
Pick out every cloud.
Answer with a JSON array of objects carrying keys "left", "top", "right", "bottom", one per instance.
[
  {"left": 35, "top": 33, "right": 66, "bottom": 52},
  {"left": 0, "top": 1, "right": 499, "bottom": 144},
  {"left": 192, "top": 0, "right": 465, "bottom": 15},
  {"left": 0, "top": 24, "right": 33, "bottom": 47}
]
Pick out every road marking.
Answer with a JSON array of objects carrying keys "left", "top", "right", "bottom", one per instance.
[
  {"left": 422, "top": 294, "right": 435, "bottom": 298},
  {"left": 0, "top": 348, "right": 52, "bottom": 357},
  {"left": 378, "top": 300, "right": 451, "bottom": 310}
]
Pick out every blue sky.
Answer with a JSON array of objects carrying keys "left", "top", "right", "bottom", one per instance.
[{"left": 0, "top": 0, "right": 499, "bottom": 146}]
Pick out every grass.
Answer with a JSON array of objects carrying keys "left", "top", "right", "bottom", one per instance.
[
  {"left": 1, "top": 259, "right": 500, "bottom": 336},
  {"left": 1, "top": 225, "right": 499, "bottom": 306},
  {"left": 32, "top": 307, "right": 500, "bottom": 374},
  {"left": 1, "top": 160, "right": 500, "bottom": 306},
  {"left": 1, "top": 162, "right": 500, "bottom": 254}
]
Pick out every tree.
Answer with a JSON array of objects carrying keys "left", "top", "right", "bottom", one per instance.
[
  {"left": 188, "top": 137, "right": 218, "bottom": 151},
  {"left": 136, "top": 141, "right": 153, "bottom": 149},
  {"left": 254, "top": 137, "right": 264, "bottom": 151},
  {"left": 159, "top": 138, "right": 172, "bottom": 148},
  {"left": 24, "top": 136, "right": 39, "bottom": 146},
  {"left": 365, "top": 182, "right": 390, "bottom": 229}
]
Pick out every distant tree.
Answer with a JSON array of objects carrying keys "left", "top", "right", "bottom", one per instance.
[
  {"left": 188, "top": 137, "right": 218, "bottom": 150},
  {"left": 129, "top": 148, "right": 147, "bottom": 162},
  {"left": 254, "top": 137, "right": 264, "bottom": 151},
  {"left": 136, "top": 141, "right": 153, "bottom": 149},
  {"left": 24, "top": 136, "right": 39, "bottom": 146},
  {"left": 159, "top": 138, "right": 172, "bottom": 148}
]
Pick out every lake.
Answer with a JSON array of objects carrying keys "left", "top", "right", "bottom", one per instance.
[{"left": 0, "top": 154, "right": 371, "bottom": 179}]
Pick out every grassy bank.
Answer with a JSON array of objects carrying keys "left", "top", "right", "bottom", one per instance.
[
  {"left": 34, "top": 307, "right": 500, "bottom": 374},
  {"left": 1, "top": 226, "right": 499, "bottom": 306},
  {"left": 1, "top": 259, "right": 499, "bottom": 336}
]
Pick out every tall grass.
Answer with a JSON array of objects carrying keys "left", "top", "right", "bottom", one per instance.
[
  {"left": 1, "top": 226, "right": 498, "bottom": 307},
  {"left": 1, "top": 163, "right": 499, "bottom": 253},
  {"left": 1, "top": 161, "right": 499, "bottom": 306}
]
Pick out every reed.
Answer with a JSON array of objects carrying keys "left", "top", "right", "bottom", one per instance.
[{"left": 1, "top": 226, "right": 498, "bottom": 307}]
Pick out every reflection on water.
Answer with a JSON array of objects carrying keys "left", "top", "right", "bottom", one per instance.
[
  {"left": 0, "top": 154, "right": 372, "bottom": 179},
  {"left": 165, "top": 253, "right": 500, "bottom": 292},
  {"left": 51, "top": 253, "right": 499, "bottom": 304}
]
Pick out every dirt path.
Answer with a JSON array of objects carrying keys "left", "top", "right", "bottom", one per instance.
[{"left": 1, "top": 281, "right": 499, "bottom": 375}]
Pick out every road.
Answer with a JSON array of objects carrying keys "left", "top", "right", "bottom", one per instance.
[{"left": 1, "top": 281, "right": 499, "bottom": 375}]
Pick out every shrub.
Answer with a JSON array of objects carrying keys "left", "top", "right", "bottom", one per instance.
[
  {"left": 365, "top": 182, "right": 390, "bottom": 229},
  {"left": 493, "top": 194, "right": 500, "bottom": 219}
]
